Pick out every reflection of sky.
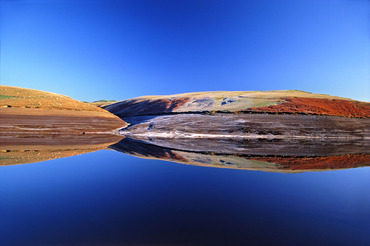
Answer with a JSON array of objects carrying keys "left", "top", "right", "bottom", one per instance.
[
  {"left": 1, "top": 150, "right": 370, "bottom": 245},
  {"left": 1, "top": 0, "right": 369, "bottom": 102}
]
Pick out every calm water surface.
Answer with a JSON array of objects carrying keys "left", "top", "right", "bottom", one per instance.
[{"left": 1, "top": 150, "right": 369, "bottom": 246}]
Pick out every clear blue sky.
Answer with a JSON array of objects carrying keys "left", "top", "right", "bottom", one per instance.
[{"left": 1, "top": 0, "right": 369, "bottom": 102}]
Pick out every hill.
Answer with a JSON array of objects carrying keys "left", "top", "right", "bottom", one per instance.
[
  {"left": 89, "top": 100, "right": 118, "bottom": 108},
  {"left": 1, "top": 86, "right": 117, "bottom": 113},
  {"left": 104, "top": 90, "right": 369, "bottom": 118},
  {"left": 0, "top": 85, "right": 127, "bottom": 134}
]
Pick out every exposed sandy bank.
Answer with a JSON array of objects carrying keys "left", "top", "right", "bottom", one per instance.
[{"left": 1, "top": 108, "right": 126, "bottom": 134}]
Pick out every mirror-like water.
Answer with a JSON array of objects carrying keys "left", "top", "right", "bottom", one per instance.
[{"left": 1, "top": 138, "right": 370, "bottom": 246}]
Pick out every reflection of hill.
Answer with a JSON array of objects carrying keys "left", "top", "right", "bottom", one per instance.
[
  {"left": 251, "top": 154, "right": 370, "bottom": 170},
  {"left": 109, "top": 138, "right": 370, "bottom": 172},
  {"left": 0, "top": 134, "right": 122, "bottom": 166}
]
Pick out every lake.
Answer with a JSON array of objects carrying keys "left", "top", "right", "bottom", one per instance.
[{"left": 1, "top": 144, "right": 369, "bottom": 246}]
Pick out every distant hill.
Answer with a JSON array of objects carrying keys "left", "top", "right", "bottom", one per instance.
[
  {"left": 104, "top": 90, "right": 370, "bottom": 118},
  {"left": 89, "top": 100, "right": 118, "bottom": 108}
]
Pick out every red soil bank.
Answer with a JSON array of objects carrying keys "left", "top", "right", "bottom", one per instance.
[
  {"left": 157, "top": 98, "right": 190, "bottom": 112},
  {"left": 252, "top": 153, "right": 370, "bottom": 170},
  {"left": 249, "top": 98, "right": 370, "bottom": 118}
]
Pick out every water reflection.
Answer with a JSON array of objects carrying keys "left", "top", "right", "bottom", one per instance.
[
  {"left": 0, "top": 134, "right": 122, "bottom": 166},
  {"left": 2, "top": 133, "right": 369, "bottom": 172},
  {"left": 110, "top": 137, "right": 370, "bottom": 172},
  {"left": 1, "top": 133, "right": 370, "bottom": 246}
]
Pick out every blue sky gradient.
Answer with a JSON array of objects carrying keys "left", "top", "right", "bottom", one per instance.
[{"left": 1, "top": 0, "right": 369, "bottom": 102}]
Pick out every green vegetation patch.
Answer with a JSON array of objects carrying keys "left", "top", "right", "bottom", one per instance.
[{"left": 0, "top": 95, "right": 16, "bottom": 100}]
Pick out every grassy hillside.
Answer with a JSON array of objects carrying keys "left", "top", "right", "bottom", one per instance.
[
  {"left": 105, "top": 90, "right": 369, "bottom": 118},
  {"left": 89, "top": 100, "right": 118, "bottom": 108},
  {"left": 0, "top": 85, "right": 116, "bottom": 117},
  {"left": 132, "top": 90, "right": 352, "bottom": 101},
  {"left": 0, "top": 85, "right": 127, "bottom": 133}
]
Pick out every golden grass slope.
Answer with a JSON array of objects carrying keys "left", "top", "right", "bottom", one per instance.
[
  {"left": 0, "top": 85, "right": 116, "bottom": 116},
  {"left": 89, "top": 100, "right": 118, "bottom": 108},
  {"left": 133, "top": 90, "right": 352, "bottom": 101},
  {"left": 0, "top": 85, "right": 127, "bottom": 133}
]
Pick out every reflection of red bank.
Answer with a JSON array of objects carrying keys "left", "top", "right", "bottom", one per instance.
[{"left": 251, "top": 154, "right": 370, "bottom": 171}]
